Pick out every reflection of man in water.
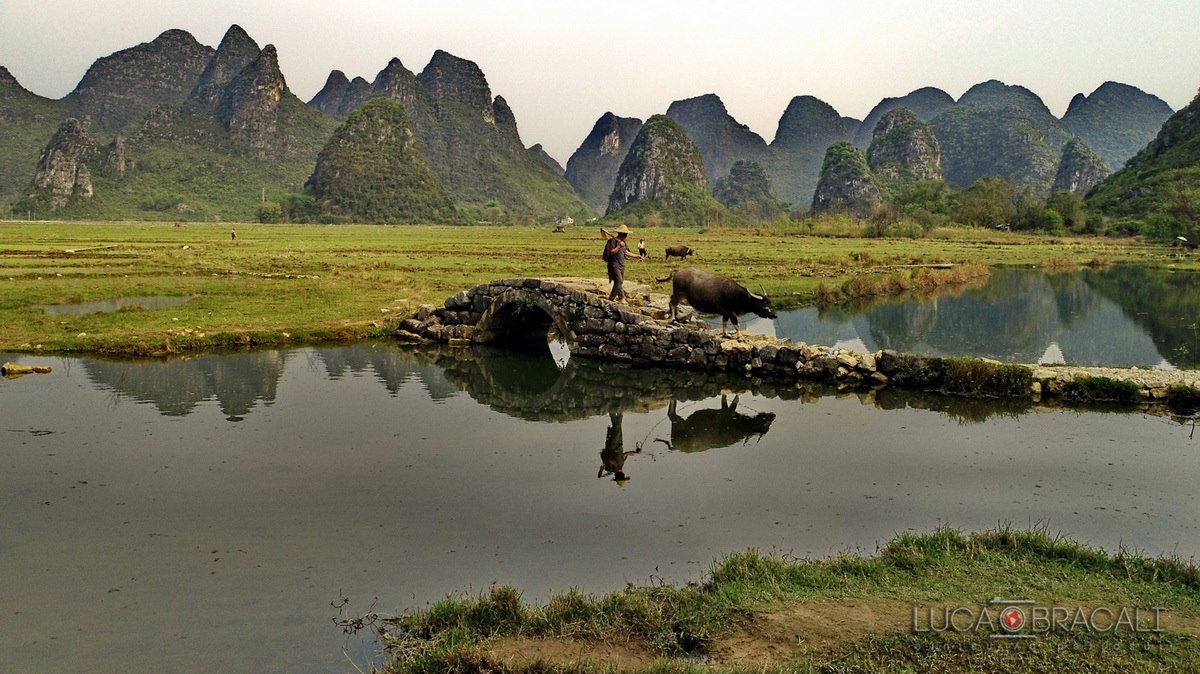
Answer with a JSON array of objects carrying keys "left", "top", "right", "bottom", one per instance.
[{"left": 598, "top": 413, "right": 641, "bottom": 484}]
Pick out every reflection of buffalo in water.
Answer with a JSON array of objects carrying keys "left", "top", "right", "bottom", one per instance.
[{"left": 655, "top": 395, "right": 776, "bottom": 453}]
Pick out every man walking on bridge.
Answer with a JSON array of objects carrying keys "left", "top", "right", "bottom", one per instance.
[{"left": 603, "top": 224, "right": 643, "bottom": 303}]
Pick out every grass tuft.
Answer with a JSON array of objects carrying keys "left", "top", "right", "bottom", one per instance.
[{"left": 1062, "top": 376, "right": 1143, "bottom": 403}]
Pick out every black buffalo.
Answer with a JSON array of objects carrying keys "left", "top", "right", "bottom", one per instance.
[
  {"left": 657, "top": 267, "right": 777, "bottom": 335},
  {"left": 664, "top": 245, "right": 694, "bottom": 260},
  {"left": 654, "top": 396, "right": 776, "bottom": 453}
]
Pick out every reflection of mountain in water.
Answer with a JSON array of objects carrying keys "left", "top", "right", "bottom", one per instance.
[
  {"left": 82, "top": 350, "right": 290, "bottom": 419},
  {"left": 773, "top": 268, "right": 1184, "bottom": 368},
  {"left": 313, "top": 345, "right": 459, "bottom": 400},
  {"left": 66, "top": 338, "right": 1153, "bottom": 431},
  {"left": 1083, "top": 267, "right": 1200, "bottom": 369}
]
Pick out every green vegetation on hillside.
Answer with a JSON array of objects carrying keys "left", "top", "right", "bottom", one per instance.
[
  {"left": 930, "top": 104, "right": 1061, "bottom": 194},
  {"left": 1062, "top": 81, "right": 1174, "bottom": 171},
  {"left": 300, "top": 99, "right": 455, "bottom": 224},
  {"left": 0, "top": 77, "right": 68, "bottom": 205},
  {"left": 1088, "top": 92, "right": 1200, "bottom": 241},
  {"left": 607, "top": 115, "right": 726, "bottom": 226},
  {"left": 713, "top": 160, "right": 786, "bottom": 222}
]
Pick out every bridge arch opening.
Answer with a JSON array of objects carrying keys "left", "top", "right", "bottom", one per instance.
[{"left": 473, "top": 290, "right": 577, "bottom": 366}]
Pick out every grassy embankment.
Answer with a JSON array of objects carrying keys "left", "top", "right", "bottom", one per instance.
[
  {"left": 0, "top": 220, "right": 1191, "bottom": 355},
  {"left": 364, "top": 526, "right": 1200, "bottom": 674}
]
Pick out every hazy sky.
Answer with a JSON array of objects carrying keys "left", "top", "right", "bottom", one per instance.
[{"left": 3, "top": 0, "right": 1198, "bottom": 164}]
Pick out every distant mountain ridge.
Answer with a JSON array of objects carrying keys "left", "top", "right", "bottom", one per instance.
[
  {"left": 0, "top": 24, "right": 1183, "bottom": 222},
  {"left": 307, "top": 50, "right": 586, "bottom": 217},
  {"left": 14, "top": 25, "right": 337, "bottom": 218},
  {"left": 5, "top": 25, "right": 584, "bottom": 220},
  {"left": 574, "top": 80, "right": 1171, "bottom": 215},
  {"left": 564, "top": 112, "right": 644, "bottom": 212},
  {"left": 1062, "top": 81, "right": 1174, "bottom": 171},
  {"left": 1087, "top": 89, "right": 1200, "bottom": 225}
]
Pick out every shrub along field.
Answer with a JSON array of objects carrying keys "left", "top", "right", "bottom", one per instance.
[{"left": 0, "top": 219, "right": 1192, "bottom": 355}]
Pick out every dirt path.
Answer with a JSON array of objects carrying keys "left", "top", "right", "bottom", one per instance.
[{"left": 478, "top": 597, "right": 1200, "bottom": 670}]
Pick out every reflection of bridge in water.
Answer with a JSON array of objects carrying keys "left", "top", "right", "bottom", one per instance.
[{"left": 70, "top": 340, "right": 1150, "bottom": 429}]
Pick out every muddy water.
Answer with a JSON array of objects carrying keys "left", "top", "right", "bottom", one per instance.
[{"left": 2, "top": 343, "right": 1198, "bottom": 673}]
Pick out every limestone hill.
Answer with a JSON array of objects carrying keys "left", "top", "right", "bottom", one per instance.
[
  {"left": 606, "top": 114, "right": 724, "bottom": 224},
  {"left": 308, "top": 51, "right": 587, "bottom": 219},
  {"left": 564, "top": 112, "right": 645, "bottom": 213},
  {"left": 13, "top": 25, "right": 337, "bottom": 220},
  {"left": 1062, "top": 81, "right": 1174, "bottom": 171},
  {"left": 1087, "top": 89, "right": 1200, "bottom": 229},
  {"left": 305, "top": 98, "right": 454, "bottom": 223}
]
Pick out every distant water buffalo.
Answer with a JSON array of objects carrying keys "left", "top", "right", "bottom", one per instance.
[
  {"left": 664, "top": 245, "right": 694, "bottom": 261},
  {"left": 655, "top": 396, "right": 776, "bottom": 453},
  {"left": 657, "top": 267, "right": 777, "bottom": 335}
]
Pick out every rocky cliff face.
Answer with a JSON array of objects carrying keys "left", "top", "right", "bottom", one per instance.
[
  {"left": 30, "top": 118, "right": 98, "bottom": 209},
  {"left": 866, "top": 108, "right": 942, "bottom": 187},
  {"left": 768, "top": 95, "right": 856, "bottom": 207},
  {"left": 1052, "top": 138, "right": 1110, "bottom": 195},
  {"left": 853, "top": 87, "right": 955, "bottom": 148},
  {"left": 17, "top": 24, "right": 336, "bottom": 219},
  {"left": 214, "top": 45, "right": 288, "bottom": 152},
  {"left": 308, "top": 70, "right": 351, "bottom": 117},
  {"left": 310, "top": 58, "right": 428, "bottom": 123},
  {"left": 564, "top": 112, "right": 644, "bottom": 212},
  {"left": 307, "top": 51, "right": 584, "bottom": 217},
  {"left": 189, "top": 25, "right": 260, "bottom": 111},
  {"left": 418, "top": 49, "right": 497, "bottom": 129},
  {"left": 666, "top": 93, "right": 769, "bottom": 185},
  {"left": 528, "top": 144, "right": 564, "bottom": 176},
  {"left": 811, "top": 141, "right": 881, "bottom": 216},
  {"left": 1061, "top": 81, "right": 1174, "bottom": 170},
  {"left": 0, "top": 66, "right": 20, "bottom": 92},
  {"left": 65, "top": 29, "right": 214, "bottom": 134},
  {"left": 307, "top": 98, "right": 454, "bottom": 223},
  {"left": 607, "top": 115, "right": 711, "bottom": 215}
]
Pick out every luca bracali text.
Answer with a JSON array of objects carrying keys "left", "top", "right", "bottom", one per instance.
[{"left": 911, "top": 598, "right": 1166, "bottom": 638}]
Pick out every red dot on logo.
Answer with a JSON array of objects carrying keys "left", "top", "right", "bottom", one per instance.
[{"left": 1001, "top": 607, "right": 1026, "bottom": 632}]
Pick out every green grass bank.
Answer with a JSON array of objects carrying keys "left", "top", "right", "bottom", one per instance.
[{"left": 358, "top": 526, "right": 1200, "bottom": 674}]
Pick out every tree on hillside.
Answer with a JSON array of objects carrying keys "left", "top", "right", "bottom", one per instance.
[{"left": 955, "top": 177, "right": 1014, "bottom": 228}]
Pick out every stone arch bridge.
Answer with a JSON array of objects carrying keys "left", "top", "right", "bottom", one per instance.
[
  {"left": 398, "top": 277, "right": 796, "bottom": 373},
  {"left": 396, "top": 277, "right": 1200, "bottom": 407}
]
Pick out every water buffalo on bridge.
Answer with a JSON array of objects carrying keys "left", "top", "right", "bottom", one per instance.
[
  {"left": 664, "top": 245, "right": 694, "bottom": 260},
  {"left": 657, "top": 267, "right": 777, "bottom": 335},
  {"left": 654, "top": 396, "right": 776, "bottom": 453}
]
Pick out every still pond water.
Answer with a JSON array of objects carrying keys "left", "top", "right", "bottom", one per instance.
[
  {"left": 4, "top": 266, "right": 1200, "bottom": 673},
  {"left": 741, "top": 266, "right": 1200, "bottom": 369}
]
